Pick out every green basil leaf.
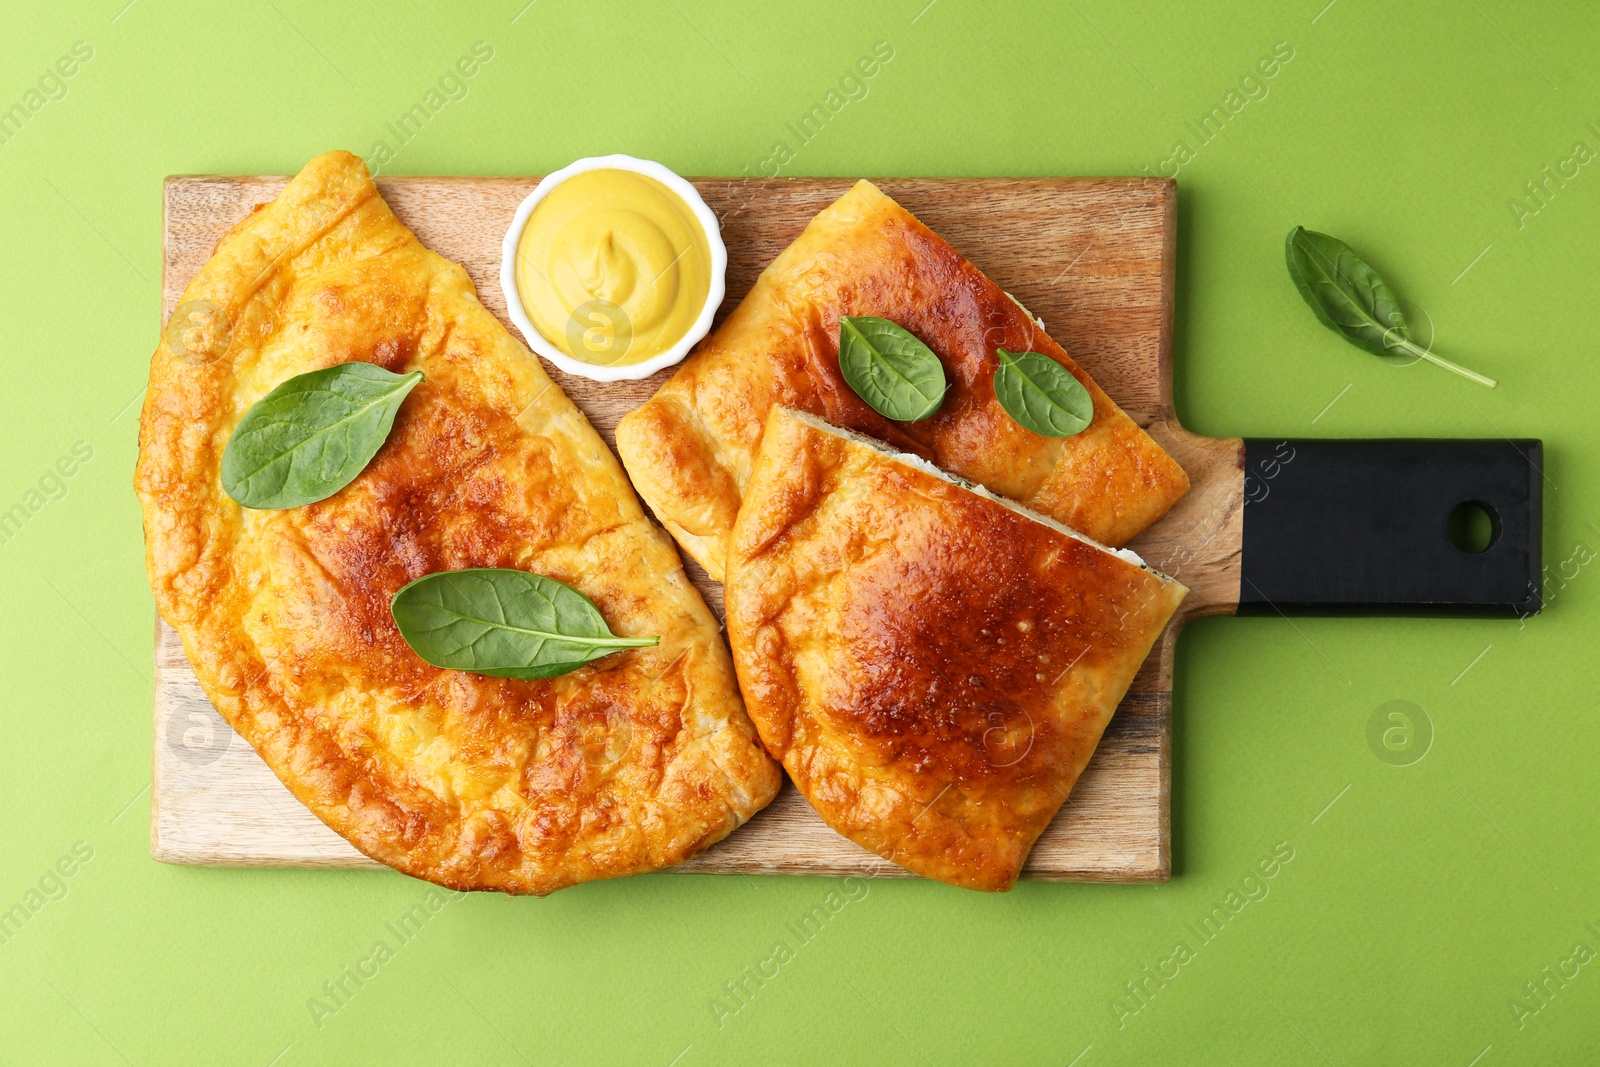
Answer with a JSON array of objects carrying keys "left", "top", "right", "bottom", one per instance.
[
  {"left": 221, "top": 362, "right": 424, "bottom": 509},
  {"left": 837, "top": 316, "right": 947, "bottom": 421},
  {"left": 1285, "top": 226, "right": 1496, "bottom": 388},
  {"left": 992, "top": 348, "right": 1094, "bottom": 438},
  {"left": 391, "top": 568, "right": 658, "bottom": 680}
]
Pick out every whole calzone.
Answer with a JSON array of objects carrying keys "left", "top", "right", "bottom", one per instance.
[
  {"left": 617, "top": 179, "right": 1190, "bottom": 581},
  {"left": 725, "top": 408, "right": 1187, "bottom": 891},
  {"left": 135, "top": 151, "right": 780, "bottom": 894}
]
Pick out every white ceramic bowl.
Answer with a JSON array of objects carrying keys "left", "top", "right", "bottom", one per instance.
[{"left": 499, "top": 154, "right": 727, "bottom": 382}]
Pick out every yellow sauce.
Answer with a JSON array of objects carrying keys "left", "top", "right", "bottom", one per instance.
[{"left": 514, "top": 168, "right": 711, "bottom": 367}]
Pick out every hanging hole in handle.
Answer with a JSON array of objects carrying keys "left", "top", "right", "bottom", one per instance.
[{"left": 1447, "top": 500, "right": 1501, "bottom": 554}]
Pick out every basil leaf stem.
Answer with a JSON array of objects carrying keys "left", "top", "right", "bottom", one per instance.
[{"left": 1285, "top": 227, "right": 1496, "bottom": 388}]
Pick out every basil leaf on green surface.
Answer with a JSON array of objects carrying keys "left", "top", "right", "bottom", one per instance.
[
  {"left": 221, "top": 362, "right": 424, "bottom": 509},
  {"left": 837, "top": 315, "right": 947, "bottom": 421},
  {"left": 391, "top": 568, "right": 658, "bottom": 680},
  {"left": 992, "top": 348, "right": 1094, "bottom": 437},
  {"left": 1284, "top": 226, "right": 1496, "bottom": 388}
]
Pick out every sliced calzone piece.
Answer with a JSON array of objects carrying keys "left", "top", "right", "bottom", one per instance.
[
  {"left": 136, "top": 151, "right": 780, "bottom": 895},
  {"left": 617, "top": 179, "right": 1190, "bottom": 581},
  {"left": 725, "top": 407, "right": 1187, "bottom": 891}
]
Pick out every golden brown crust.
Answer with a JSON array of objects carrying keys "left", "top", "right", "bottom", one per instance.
[
  {"left": 617, "top": 180, "right": 1190, "bottom": 580},
  {"left": 725, "top": 408, "right": 1186, "bottom": 891},
  {"left": 135, "top": 151, "right": 780, "bottom": 895}
]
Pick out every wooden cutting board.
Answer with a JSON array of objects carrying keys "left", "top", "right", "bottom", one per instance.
[{"left": 151, "top": 174, "right": 1243, "bottom": 882}]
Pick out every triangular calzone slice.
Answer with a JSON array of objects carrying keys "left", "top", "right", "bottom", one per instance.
[
  {"left": 617, "top": 179, "right": 1190, "bottom": 581},
  {"left": 136, "top": 152, "right": 779, "bottom": 894},
  {"left": 725, "top": 407, "right": 1186, "bottom": 891}
]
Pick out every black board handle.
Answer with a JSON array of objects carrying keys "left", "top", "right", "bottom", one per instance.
[{"left": 1237, "top": 438, "right": 1543, "bottom": 617}]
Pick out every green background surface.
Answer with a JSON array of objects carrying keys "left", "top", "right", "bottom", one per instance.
[{"left": 1, "top": 0, "right": 1596, "bottom": 1063}]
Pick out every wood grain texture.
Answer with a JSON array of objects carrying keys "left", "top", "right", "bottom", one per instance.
[{"left": 151, "top": 174, "right": 1244, "bottom": 883}]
